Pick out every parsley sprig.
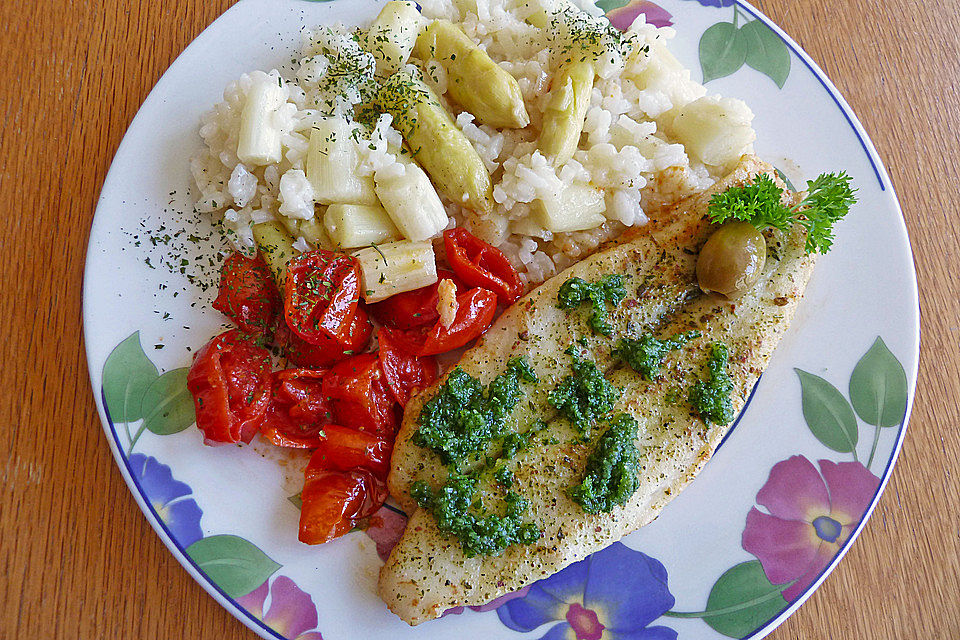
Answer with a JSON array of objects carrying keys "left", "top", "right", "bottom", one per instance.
[{"left": 707, "top": 172, "right": 857, "bottom": 254}]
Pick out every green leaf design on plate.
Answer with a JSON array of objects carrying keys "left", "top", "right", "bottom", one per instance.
[
  {"left": 738, "top": 20, "right": 791, "bottom": 89},
  {"left": 185, "top": 535, "right": 281, "bottom": 599},
  {"left": 142, "top": 368, "right": 196, "bottom": 435},
  {"left": 597, "top": 0, "right": 630, "bottom": 12},
  {"left": 700, "top": 22, "right": 747, "bottom": 84},
  {"left": 288, "top": 492, "right": 303, "bottom": 510},
  {"left": 796, "top": 369, "right": 859, "bottom": 453},
  {"left": 103, "top": 332, "right": 159, "bottom": 423},
  {"left": 703, "top": 561, "right": 789, "bottom": 638},
  {"left": 849, "top": 337, "right": 907, "bottom": 427}
]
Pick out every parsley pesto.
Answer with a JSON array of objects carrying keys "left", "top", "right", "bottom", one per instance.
[
  {"left": 548, "top": 346, "right": 621, "bottom": 438},
  {"left": 557, "top": 274, "right": 627, "bottom": 335},
  {"left": 688, "top": 343, "right": 735, "bottom": 424},
  {"left": 615, "top": 330, "right": 701, "bottom": 380},
  {"left": 413, "top": 357, "right": 538, "bottom": 469},
  {"left": 568, "top": 413, "right": 641, "bottom": 514},
  {"left": 411, "top": 475, "right": 540, "bottom": 558}
]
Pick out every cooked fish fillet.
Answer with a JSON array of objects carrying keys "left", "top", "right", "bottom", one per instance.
[{"left": 379, "top": 156, "right": 815, "bottom": 625}]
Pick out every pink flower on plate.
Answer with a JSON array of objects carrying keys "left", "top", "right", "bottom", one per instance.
[
  {"left": 742, "top": 455, "right": 880, "bottom": 601},
  {"left": 237, "top": 576, "right": 323, "bottom": 640},
  {"left": 363, "top": 504, "right": 408, "bottom": 562},
  {"left": 607, "top": 1, "right": 673, "bottom": 31}
]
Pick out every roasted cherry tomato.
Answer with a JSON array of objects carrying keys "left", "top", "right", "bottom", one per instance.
[
  {"left": 280, "top": 305, "right": 373, "bottom": 369},
  {"left": 186, "top": 329, "right": 272, "bottom": 445},
  {"left": 212, "top": 253, "right": 281, "bottom": 335},
  {"left": 298, "top": 468, "right": 386, "bottom": 544},
  {"left": 366, "top": 269, "right": 463, "bottom": 330},
  {"left": 308, "top": 424, "right": 392, "bottom": 479},
  {"left": 377, "top": 328, "right": 438, "bottom": 405},
  {"left": 444, "top": 228, "right": 524, "bottom": 304},
  {"left": 284, "top": 250, "right": 362, "bottom": 345},
  {"left": 390, "top": 287, "right": 497, "bottom": 356},
  {"left": 322, "top": 353, "right": 400, "bottom": 436},
  {"left": 260, "top": 369, "right": 330, "bottom": 449}
]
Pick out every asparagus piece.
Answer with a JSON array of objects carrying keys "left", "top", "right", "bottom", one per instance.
[
  {"left": 538, "top": 60, "right": 594, "bottom": 166},
  {"left": 361, "top": 1, "right": 424, "bottom": 76},
  {"left": 414, "top": 20, "right": 529, "bottom": 129},
  {"left": 377, "top": 71, "right": 494, "bottom": 213},
  {"left": 252, "top": 221, "right": 297, "bottom": 288}
]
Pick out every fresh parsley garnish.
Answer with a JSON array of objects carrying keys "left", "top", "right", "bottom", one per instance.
[{"left": 707, "top": 172, "right": 857, "bottom": 255}]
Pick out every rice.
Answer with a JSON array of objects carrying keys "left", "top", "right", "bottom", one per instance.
[{"left": 191, "top": 0, "right": 757, "bottom": 288}]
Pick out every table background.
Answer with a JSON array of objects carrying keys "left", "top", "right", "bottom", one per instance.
[{"left": 2, "top": 0, "right": 957, "bottom": 637}]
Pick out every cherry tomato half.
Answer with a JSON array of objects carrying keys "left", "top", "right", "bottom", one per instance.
[
  {"left": 280, "top": 305, "right": 373, "bottom": 369},
  {"left": 284, "top": 250, "right": 362, "bottom": 346},
  {"left": 298, "top": 468, "right": 386, "bottom": 544},
  {"left": 260, "top": 369, "right": 330, "bottom": 449},
  {"left": 187, "top": 329, "right": 272, "bottom": 445},
  {"left": 389, "top": 287, "right": 498, "bottom": 356},
  {"left": 308, "top": 424, "right": 392, "bottom": 479},
  {"left": 212, "top": 253, "right": 281, "bottom": 335},
  {"left": 444, "top": 228, "right": 523, "bottom": 304},
  {"left": 322, "top": 353, "right": 400, "bottom": 436},
  {"left": 377, "top": 328, "right": 438, "bottom": 406},
  {"left": 366, "top": 269, "right": 463, "bottom": 330}
]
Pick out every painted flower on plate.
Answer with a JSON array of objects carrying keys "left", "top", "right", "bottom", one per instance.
[
  {"left": 678, "top": 0, "right": 735, "bottom": 7},
  {"left": 607, "top": 1, "right": 673, "bottom": 30},
  {"left": 363, "top": 505, "right": 408, "bottom": 562},
  {"left": 237, "top": 575, "right": 323, "bottom": 640},
  {"left": 128, "top": 453, "right": 203, "bottom": 547},
  {"left": 497, "top": 542, "right": 676, "bottom": 639},
  {"left": 742, "top": 455, "right": 880, "bottom": 601}
]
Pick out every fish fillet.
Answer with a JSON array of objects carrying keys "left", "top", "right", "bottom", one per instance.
[{"left": 379, "top": 156, "right": 815, "bottom": 624}]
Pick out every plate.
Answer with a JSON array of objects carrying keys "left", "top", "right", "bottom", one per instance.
[{"left": 83, "top": 1, "right": 919, "bottom": 638}]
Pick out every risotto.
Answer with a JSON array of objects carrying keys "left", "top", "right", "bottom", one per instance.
[{"left": 190, "top": 0, "right": 757, "bottom": 292}]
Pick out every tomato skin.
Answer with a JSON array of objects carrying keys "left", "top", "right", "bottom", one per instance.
[
  {"left": 390, "top": 287, "right": 498, "bottom": 356},
  {"left": 212, "top": 253, "right": 281, "bottom": 335},
  {"left": 366, "top": 269, "right": 463, "bottom": 330},
  {"left": 298, "top": 468, "right": 386, "bottom": 544},
  {"left": 280, "top": 305, "right": 372, "bottom": 368},
  {"left": 260, "top": 369, "right": 330, "bottom": 449},
  {"left": 444, "top": 228, "right": 523, "bottom": 304},
  {"left": 377, "top": 328, "right": 438, "bottom": 405},
  {"left": 187, "top": 330, "right": 272, "bottom": 445},
  {"left": 322, "top": 354, "right": 400, "bottom": 436},
  {"left": 309, "top": 424, "right": 392, "bottom": 479},
  {"left": 284, "top": 251, "right": 362, "bottom": 346}
]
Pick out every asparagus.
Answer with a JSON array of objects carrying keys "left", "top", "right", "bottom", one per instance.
[
  {"left": 414, "top": 20, "right": 529, "bottom": 129},
  {"left": 377, "top": 71, "right": 494, "bottom": 213},
  {"left": 538, "top": 60, "right": 594, "bottom": 166}
]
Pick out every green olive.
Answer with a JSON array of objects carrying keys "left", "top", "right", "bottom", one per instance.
[{"left": 696, "top": 222, "right": 767, "bottom": 297}]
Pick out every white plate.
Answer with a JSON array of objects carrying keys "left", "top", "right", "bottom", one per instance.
[{"left": 83, "top": 1, "right": 919, "bottom": 638}]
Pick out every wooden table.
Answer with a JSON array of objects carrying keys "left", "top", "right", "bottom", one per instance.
[{"left": 2, "top": 0, "right": 957, "bottom": 637}]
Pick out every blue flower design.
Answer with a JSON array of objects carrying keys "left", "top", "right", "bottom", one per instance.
[
  {"left": 497, "top": 542, "right": 676, "bottom": 640},
  {"left": 680, "top": 0, "right": 735, "bottom": 7},
  {"left": 129, "top": 454, "right": 204, "bottom": 547}
]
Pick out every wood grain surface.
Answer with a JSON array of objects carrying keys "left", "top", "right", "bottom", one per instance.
[{"left": 1, "top": 0, "right": 957, "bottom": 637}]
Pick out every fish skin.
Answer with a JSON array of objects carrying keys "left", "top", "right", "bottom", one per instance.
[{"left": 379, "top": 156, "right": 816, "bottom": 625}]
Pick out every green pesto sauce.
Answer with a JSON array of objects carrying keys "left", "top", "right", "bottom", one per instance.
[
  {"left": 548, "top": 346, "right": 621, "bottom": 438},
  {"left": 568, "top": 413, "right": 641, "bottom": 514},
  {"left": 688, "top": 343, "right": 735, "bottom": 424},
  {"left": 413, "top": 357, "right": 537, "bottom": 469},
  {"left": 500, "top": 420, "right": 546, "bottom": 459},
  {"left": 616, "top": 330, "right": 701, "bottom": 380},
  {"left": 410, "top": 475, "right": 540, "bottom": 557},
  {"left": 557, "top": 275, "right": 626, "bottom": 336},
  {"left": 494, "top": 465, "right": 515, "bottom": 489}
]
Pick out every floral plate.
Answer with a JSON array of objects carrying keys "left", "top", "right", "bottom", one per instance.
[{"left": 83, "top": 1, "right": 919, "bottom": 638}]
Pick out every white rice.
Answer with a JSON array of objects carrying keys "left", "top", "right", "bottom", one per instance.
[{"left": 191, "top": 0, "right": 756, "bottom": 287}]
